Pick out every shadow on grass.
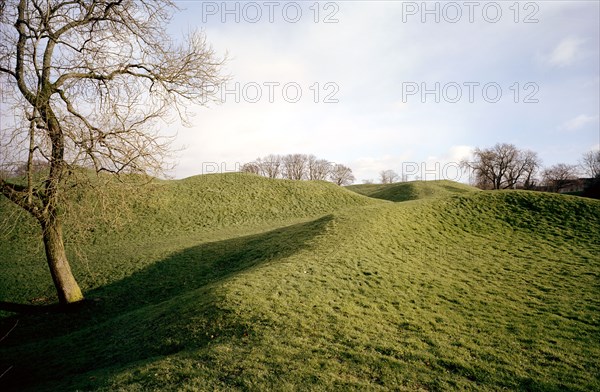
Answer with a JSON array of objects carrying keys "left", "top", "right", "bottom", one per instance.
[
  {"left": 371, "top": 184, "right": 418, "bottom": 203},
  {"left": 0, "top": 215, "right": 332, "bottom": 391},
  {"left": 0, "top": 302, "right": 64, "bottom": 314}
]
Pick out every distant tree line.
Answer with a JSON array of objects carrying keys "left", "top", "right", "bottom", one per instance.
[
  {"left": 461, "top": 143, "right": 540, "bottom": 190},
  {"left": 240, "top": 154, "right": 355, "bottom": 185},
  {"left": 379, "top": 169, "right": 408, "bottom": 184},
  {"left": 369, "top": 143, "right": 599, "bottom": 196},
  {"left": 461, "top": 143, "right": 600, "bottom": 194},
  {"left": 0, "top": 160, "right": 50, "bottom": 179}
]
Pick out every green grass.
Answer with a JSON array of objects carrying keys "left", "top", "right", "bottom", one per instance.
[
  {"left": 347, "top": 180, "right": 479, "bottom": 202},
  {"left": 0, "top": 172, "right": 378, "bottom": 302},
  {"left": 1, "top": 175, "right": 599, "bottom": 391}
]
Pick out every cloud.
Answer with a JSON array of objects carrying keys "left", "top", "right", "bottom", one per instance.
[
  {"left": 164, "top": 2, "right": 599, "bottom": 180},
  {"left": 350, "top": 145, "right": 474, "bottom": 183},
  {"left": 447, "top": 145, "right": 474, "bottom": 162},
  {"left": 560, "top": 114, "right": 599, "bottom": 132},
  {"left": 547, "top": 37, "right": 585, "bottom": 67},
  {"left": 350, "top": 154, "right": 412, "bottom": 183},
  {"left": 421, "top": 145, "right": 474, "bottom": 183}
]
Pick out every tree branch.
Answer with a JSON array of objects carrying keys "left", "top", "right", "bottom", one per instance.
[
  {"left": 0, "top": 66, "right": 16, "bottom": 78},
  {"left": 15, "top": 0, "right": 37, "bottom": 104},
  {"left": 0, "top": 178, "right": 43, "bottom": 220},
  {"left": 0, "top": 319, "right": 18, "bottom": 343}
]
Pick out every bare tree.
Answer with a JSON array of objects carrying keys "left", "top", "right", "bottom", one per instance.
[
  {"left": 362, "top": 179, "right": 374, "bottom": 184},
  {"left": 0, "top": 0, "right": 225, "bottom": 304},
  {"left": 580, "top": 150, "right": 600, "bottom": 179},
  {"left": 307, "top": 155, "right": 331, "bottom": 181},
  {"left": 240, "top": 162, "right": 260, "bottom": 175},
  {"left": 329, "top": 164, "right": 355, "bottom": 186},
  {"left": 243, "top": 153, "right": 353, "bottom": 184},
  {"left": 259, "top": 154, "right": 282, "bottom": 179},
  {"left": 379, "top": 169, "right": 399, "bottom": 184},
  {"left": 515, "top": 150, "right": 540, "bottom": 190},
  {"left": 542, "top": 163, "right": 579, "bottom": 192},
  {"left": 282, "top": 153, "right": 308, "bottom": 180},
  {"left": 461, "top": 143, "right": 541, "bottom": 190},
  {"left": 11, "top": 159, "right": 49, "bottom": 177}
]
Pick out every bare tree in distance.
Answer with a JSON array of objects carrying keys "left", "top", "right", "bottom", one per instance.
[
  {"left": 542, "top": 163, "right": 579, "bottom": 193},
  {"left": 362, "top": 179, "right": 374, "bottom": 184},
  {"left": 282, "top": 154, "right": 308, "bottom": 180},
  {"left": 329, "top": 164, "right": 355, "bottom": 186},
  {"left": 580, "top": 150, "right": 600, "bottom": 179},
  {"left": 507, "top": 149, "right": 539, "bottom": 189},
  {"left": 241, "top": 154, "right": 354, "bottom": 185},
  {"left": 0, "top": 0, "right": 226, "bottom": 305},
  {"left": 307, "top": 155, "right": 332, "bottom": 181},
  {"left": 240, "top": 162, "right": 260, "bottom": 175},
  {"left": 260, "top": 154, "right": 282, "bottom": 179},
  {"left": 0, "top": 159, "right": 50, "bottom": 178},
  {"left": 379, "top": 169, "right": 400, "bottom": 184},
  {"left": 461, "top": 143, "right": 541, "bottom": 190}
]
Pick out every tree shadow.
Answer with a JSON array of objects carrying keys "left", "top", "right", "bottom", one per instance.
[
  {"left": 0, "top": 302, "right": 64, "bottom": 314},
  {"left": 0, "top": 215, "right": 332, "bottom": 391}
]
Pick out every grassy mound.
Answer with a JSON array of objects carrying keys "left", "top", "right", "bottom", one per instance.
[
  {"left": 1, "top": 178, "right": 599, "bottom": 391},
  {"left": 0, "top": 173, "right": 379, "bottom": 303},
  {"left": 347, "top": 180, "right": 479, "bottom": 202}
]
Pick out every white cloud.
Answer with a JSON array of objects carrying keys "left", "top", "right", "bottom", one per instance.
[
  {"left": 547, "top": 37, "right": 585, "bottom": 67},
  {"left": 350, "top": 154, "right": 412, "bottom": 183},
  {"left": 560, "top": 114, "right": 599, "bottom": 132},
  {"left": 164, "top": 2, "right": 599, "bottom": 180},
  {"left": 350, "top": 145, "right": 474, "bottom": 184},
  {"left": 448, "top": 145, "right": 474, "bottom": 162}
]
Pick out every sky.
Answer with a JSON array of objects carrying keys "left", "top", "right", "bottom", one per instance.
[{"left": 165, "top": 1, "right": 600, "bottom": 182}]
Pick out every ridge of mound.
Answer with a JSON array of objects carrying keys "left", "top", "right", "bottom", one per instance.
[
  {"left": 0, "top": 173, "right": 380, "bottom": 302},
  {"left": 1, "top": 189, "right": 599, "bottom": 391},
  {"left": 347, "top": 180, "right": 479, "bottom": 202}
]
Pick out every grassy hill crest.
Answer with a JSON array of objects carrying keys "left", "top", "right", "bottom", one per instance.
[
  {"left": 347, "top": 180, "right": 479, "bottom": 202},
  {"left": 1, "top": 174, "right": 599, "bottom": 391}
]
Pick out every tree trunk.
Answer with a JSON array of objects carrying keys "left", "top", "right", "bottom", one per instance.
[{"left": 41, "top": 216, "right": 84, "bottom": 305}]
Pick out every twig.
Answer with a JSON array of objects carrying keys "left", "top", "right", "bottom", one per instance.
[
  {"left": 0, "top": 320, "right": 18, "bottom": 381},
  {"left": 0, "top": 365, "right": 13, "bottom": 380},
  {"left": 0, "top": 319, "right": 18, "bottom": 343}
]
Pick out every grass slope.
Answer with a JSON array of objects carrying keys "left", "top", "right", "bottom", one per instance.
[
  {"left": 1, "top": 176, "right": 599, "bottom": 391},
  {"left": 347, "top": 180, "right": 479, "bottom": 202},
  {"left": 0, "top": 173, "right": 378, "bottom": 303}
]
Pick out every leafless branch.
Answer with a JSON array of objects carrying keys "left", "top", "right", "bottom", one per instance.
[
  {"left": 462, "top": 143, "right": 541, "bottom": 190},
  {"left": 0, "top": 365, "right": 13, "bottom": 380},
  {"left": 0, "top": 0, "right": 226, "bottom": 304},
  {"left": 0, "top": 319, "right": 18, "bottom": 343}
]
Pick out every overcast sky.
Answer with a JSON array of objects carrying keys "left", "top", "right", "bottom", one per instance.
[{"left": 166, "top": 1, "right": 600, "bottom": 182}]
